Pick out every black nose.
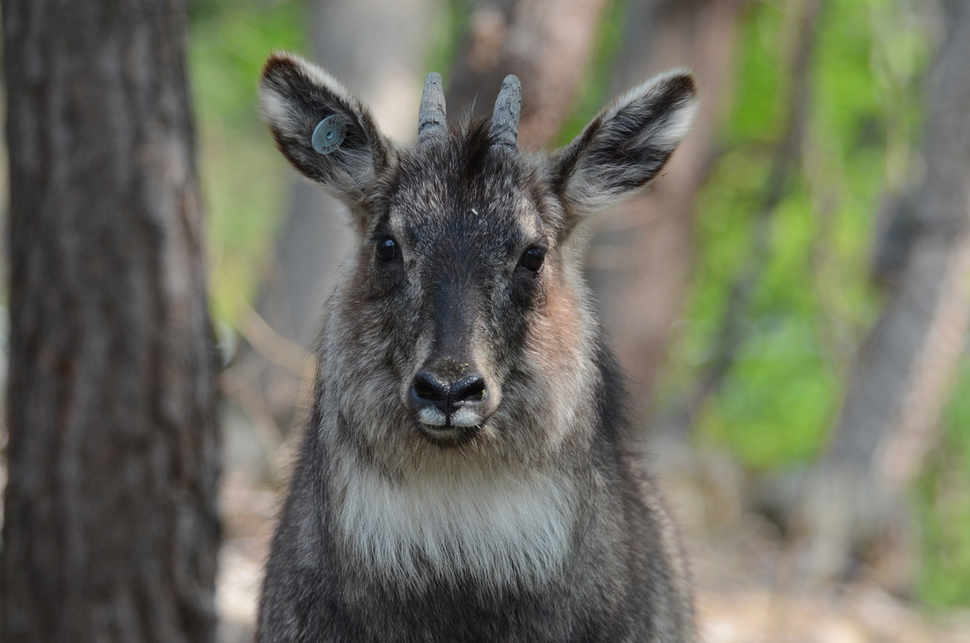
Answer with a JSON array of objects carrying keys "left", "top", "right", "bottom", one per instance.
[{"left": 409, "top": 372, "right": 486, "bottom": 413}]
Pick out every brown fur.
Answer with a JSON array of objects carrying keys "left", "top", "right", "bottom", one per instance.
[{"left": 256, "top": 53, "right": 699, "bottom": 642}]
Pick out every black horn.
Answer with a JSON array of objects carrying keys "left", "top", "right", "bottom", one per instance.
[
  {"left": 417, "top": 72, "right": 447, "bottom": 145},
  {"left": 489, "top": 74, "right": 521, "bottom": 149}
]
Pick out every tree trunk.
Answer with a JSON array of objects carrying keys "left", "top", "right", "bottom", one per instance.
[
  {"left": 792, "top": 0, "right": 970, "bottom": 586},
  {"left": 588, "top": 0, "right": 746, "bottom": 415},
  {"left": 446, "top": 0, "right": 612, "bottom": 148},
  {"left": 1, "top": 1, "right": 220, "bottom": 641}
]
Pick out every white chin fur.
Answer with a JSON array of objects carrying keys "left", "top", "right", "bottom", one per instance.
[{"left": 417, "top": 406, "right": 481, "bottom": 427}]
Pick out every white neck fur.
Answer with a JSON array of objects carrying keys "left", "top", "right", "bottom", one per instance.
[{"left": 337, "top": 462, "right": 576, "bottom": 587}]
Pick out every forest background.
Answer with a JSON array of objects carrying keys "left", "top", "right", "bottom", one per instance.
[{"left": 3, "top": 0, "right": 970, "bottom": 640}]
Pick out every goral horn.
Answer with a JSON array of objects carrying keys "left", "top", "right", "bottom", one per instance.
[
  {"left": 489, "top": 75, "right": 521, "bottom": 150},
  {"left": 417, "top": 72, "right": 447, "bottom": 145}
]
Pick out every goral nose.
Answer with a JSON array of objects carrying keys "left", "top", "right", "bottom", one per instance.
[{"left": 408, "top": 371, "right": 487, "bottom": 427}]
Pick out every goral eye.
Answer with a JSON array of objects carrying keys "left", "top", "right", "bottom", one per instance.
[
  {"left": 376, "top": 236, "right": 397, "bottom": 262},
  {"left": 518, "top": 246, "right": 546, "bottom": 273}
]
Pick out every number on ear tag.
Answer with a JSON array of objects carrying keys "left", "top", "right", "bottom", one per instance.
[{"left": 312, "top": 115, "right": 346, "bottom": 154}]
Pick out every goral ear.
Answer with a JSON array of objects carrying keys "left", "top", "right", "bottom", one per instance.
[
  {"left": 550, "top": 71, "right": 697, "bottom": 231},
  {"left": 259, "top": 53, "right": 393, "bottom": 222}
]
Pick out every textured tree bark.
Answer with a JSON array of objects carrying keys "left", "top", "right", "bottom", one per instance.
[
  {"left": 792, "top": 0, "right": 970, "bottom": 585},
  {"left": 1, "top": 0, "right": 220, "bottom": 641}
]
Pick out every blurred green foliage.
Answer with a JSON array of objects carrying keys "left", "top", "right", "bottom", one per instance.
[
  {"left": 916, "top": 357, "right": 970, "bottom": 608},
  {"left": 187, "top": 0, "right": 970, "bottom": 608},
  {"left": 660, "top": 0, "right": 969, "bottom": 607},
  {"left": 189, "top": 0, "right": 308, "bottom": 324},
  {"left": 666, "top": 0, "right": 923, "bottom": 469}
]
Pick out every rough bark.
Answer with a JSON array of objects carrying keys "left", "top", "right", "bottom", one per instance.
[
  {"left": 588, "top": 0, "right": 746, "bottom": 414},
  {"left": 1, "top": 1, "right": 220, "bottom": 641},
  {"left": 791, "top": 0, "right": 970, "bottom": 584}
]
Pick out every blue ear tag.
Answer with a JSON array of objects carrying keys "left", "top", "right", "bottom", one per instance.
[{"left": 311, "top": 115, "right": 346, "bottom": 154}]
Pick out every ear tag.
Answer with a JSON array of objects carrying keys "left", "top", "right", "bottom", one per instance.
[{"left": 311, "top": 115, "right": 346, "bottom": 154}]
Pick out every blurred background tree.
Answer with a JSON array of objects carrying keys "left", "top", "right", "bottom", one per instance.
[
  {"left": 192, "top": 0, "right": 970, "bottom": 637},
  {"left": 3, "top": 0, "right": 970, "bottom": 640}
]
